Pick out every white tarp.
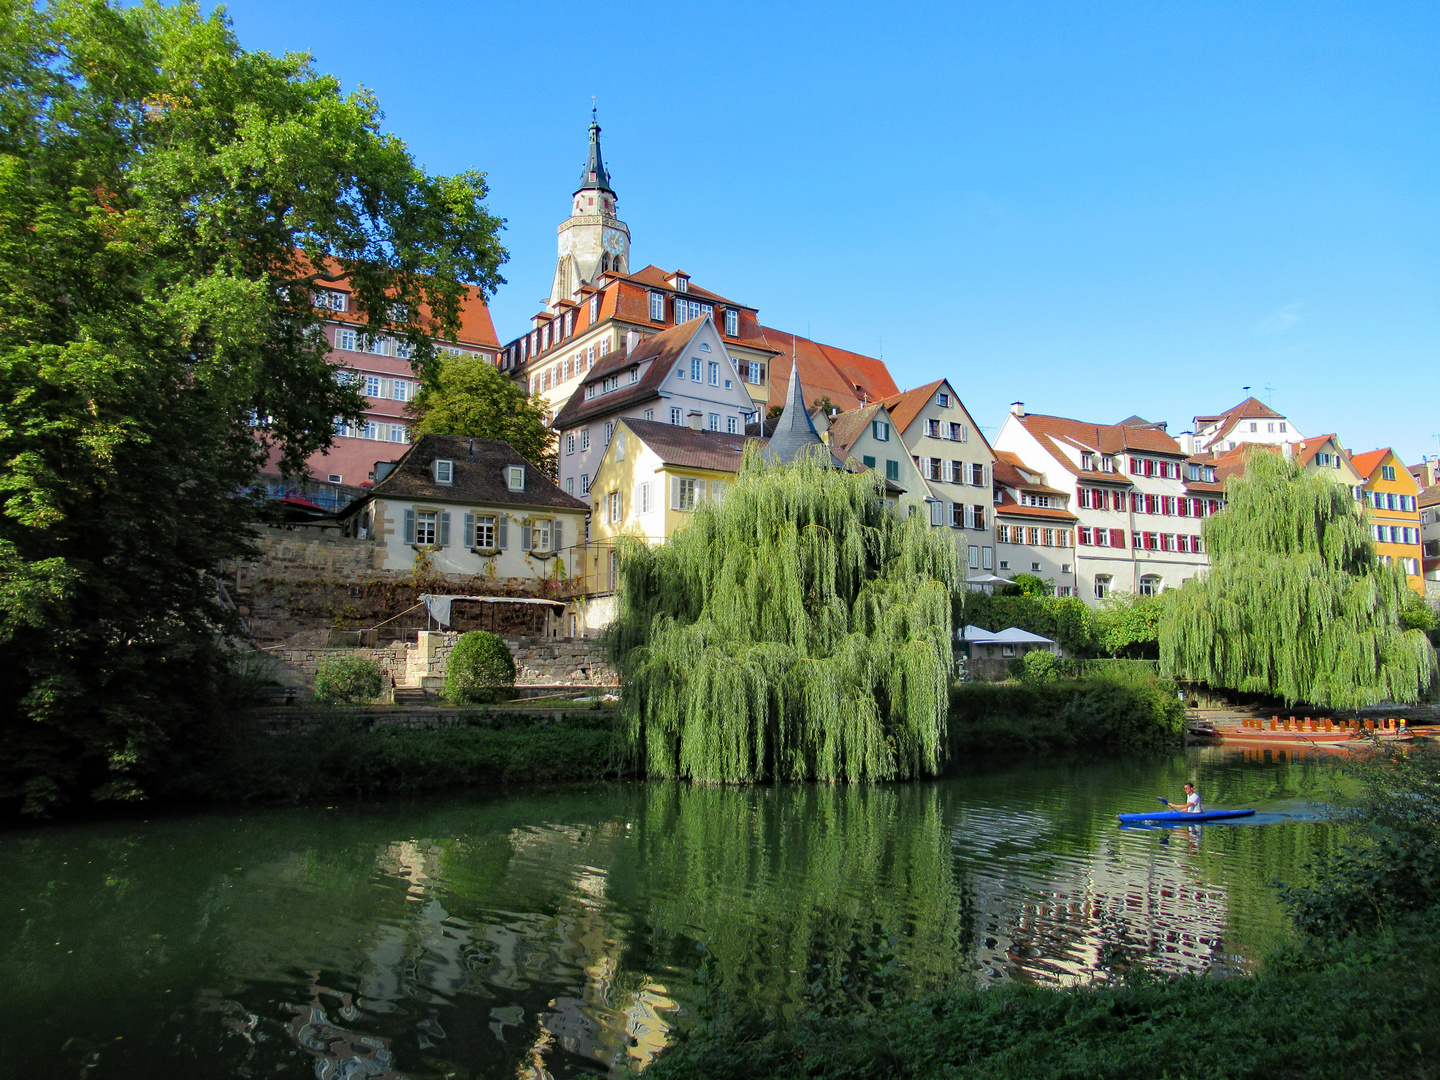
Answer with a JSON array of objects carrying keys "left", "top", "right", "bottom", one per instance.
[{"left": 419, "top": 593, "right": 565, "bottom": 629}]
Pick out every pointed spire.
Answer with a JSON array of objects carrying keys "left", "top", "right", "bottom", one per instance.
[
  {"left": 577, "top": 107, "right": 614, "bottom": 195},
  {"left": 762, "top": 362, "right": 826, "bottom": 464}
]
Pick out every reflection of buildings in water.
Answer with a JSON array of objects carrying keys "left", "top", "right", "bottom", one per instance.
[
  {"left": 357, "top": 825, "right": 674, "bottom": 1074},
  {"left": 951, "top": 811, "right": 1231, "bottom": 987}
]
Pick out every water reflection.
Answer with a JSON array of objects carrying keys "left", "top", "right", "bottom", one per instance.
[{"left": 0, "top": 749, "right": 1338, "bottom": 1078}]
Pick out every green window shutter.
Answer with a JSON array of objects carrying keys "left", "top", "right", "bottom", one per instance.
[
  {"left": 464, "top": 512, "right": 474, "bottom": 548},
  {"left": 553, "top": 519, "right": 562, "bottom": 551},
  {"left": 497, "top": 516, "right": 508, "bottom": 549},
  {"left": 521, "top": 524, "right": 532, "bottom": 551},
  {"left": 438, "top": 512, "right": 450, "bottom": 546},
  {"left": 403, "top": 508, "right": 416, "bottom": 544}
]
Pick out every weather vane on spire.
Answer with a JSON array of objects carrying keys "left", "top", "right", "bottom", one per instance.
[{"left": 591, "top": 95, "right": 597, "bottom": 123}]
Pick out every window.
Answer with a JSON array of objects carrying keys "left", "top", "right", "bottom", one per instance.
[
  {"left": 1032, "top": 562, "right": 1041, "bottom": 571},
  {"left": 999, "top": 560, "right": 1010, "bottom": 570},
  {"left": 691, "top": 358, "right": 703, "bottom": 380},
  {"left": 604, "top": 421, "right": 615, "bottom": 446},
  {"left": 886, "top": 460, "right": 899, "bottom": 481},
  {"left": 676, "top": 478, "right": 700, "bottom": 511},
  {"left": 969, "top": 463, "right": 986, "bottom": 486},
  {"left": 1403, "top": 557, "right": 1420, "bottom": 575},
  {"left": 1082, "top": 453, "right": 1095, "bottom": 472},
  {"left": 364, "top": 375, "right": 382, "bottom": 397},
  {"left": 389, "top": 425, "right": 408, "bottom": 443},
  {"left": 1094, "top": 575, "right": 1112, "bottom": 600},
  {"left": 472, "top": 514, "right": 496, "bottom": 549},
  {"left": 725, "top": 309, "right": 739, "bottom": 336},
  {"left": 336, "top": 328, "right": 358, "bottom": 351},
  {"left": 1078, "top": 526, "right": 1093, "bottom": 545},
  {"left": 925, "top": 419, "right": 941, "bottom": 438},
  {"left": 580, "top": 429, "right": 590, "bottom": 451},
  {"left": 670, "top": 407, "right": 682, "bottom": 425},
  {"left": 948, "top": 423, "right": 963, "bottom": 441},
  {"left": 707, "top": 413, "right": 720, "bottom": 431},
  {"left": 599, "top": 338, "right": 610, "bottom": 357},
  {"left": 434, "top": 459, "right": 453, "bottom": 485},
  {"left": 566, "top": 433, "right": 575, "bottom": 456},
  {"left": 873, "top": 420, "right": 890, "bottom": 442},
  {"left": 983, "top": 547, "right": 994, "bottom": 570},
  {"left": 644, "top": 408, "right": 654, "bottom": 421},
  {"left": 1100, "top": 455, "right": 1114, "bottom": 473},
  {"left": 969, "top": 547, "right": 980, "bottom": 570},
  {"left": 507, "top": 466, "right": 525, "bottom": 491},
  {"left": 709, "top": 361, "right": 720, "bottom": 386},
  {"left": 565, "top": 477, "right": 574, "bottom": 494},
  {"left": 727, "top": 415, "right": 738, "bottom": 434},
  {"left": 650, "top": 292, "right": 665, "bottom": 321},
  {"left": 415, "top": 511, "right": 437, "bottom": 546},
  {"left": 1382, "top": 465, "right": 1397, "bottom": 481},
  {"left": 930, "top": 501, "right": 944, "bottom": 526},
  {"left": 607, "top": 490, "right": 621, "bottom": 523},
  {"left": 581, "top": 473, "right": 590, "bottom": 494},
  {"left": 640, "top": 481, "right": 651, "bottom": 514},
  {"left": 313, "top": 288, "right": 347, "bottom": 312},
  {"left": 749, "top": 360, "right": 763, "bottom": 384},
  {"left": 863, "top": 455, "right": 877, "bottom": 469},
  {"left": 630, "top": 367, "right": 640, "bottom": 384},
  {"left": 1279, "top": 422, "right": 1287, "bottom": 432},
  {"left": 936, "top": 392, "right": 950, "bottom": 407}
]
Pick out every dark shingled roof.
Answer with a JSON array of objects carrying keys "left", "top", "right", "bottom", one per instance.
[
  {"left": 367, "top": 434, "right": 587, "bottom": 512},
  {"left": 762, "top": 364, "right": 827, "bottom": 464},
  {"left": 550, "top": 319, "right": 702, "bottom": 430},
  {"left": 622, "top": 419, "right": 759, "bottom": 472},
  {"left": 577, "top": 116, "right": 613, "bottom": 194}
]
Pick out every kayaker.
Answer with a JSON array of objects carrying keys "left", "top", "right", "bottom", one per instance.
[{"left": 1167, "top": 783, "right": 1202, "bottom": 813}]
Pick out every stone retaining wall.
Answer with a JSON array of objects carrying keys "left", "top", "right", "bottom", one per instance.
[{"left": 245, "top": 706, "right": 595, "bottom": 736}]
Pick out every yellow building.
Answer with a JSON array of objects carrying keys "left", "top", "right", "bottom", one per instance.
[
  {"left": 1291, "top": 433, "right": 1365, "bottom": 488},
  {"left": 1351, "top": 447, "right": 1425, "bottom": 594}
]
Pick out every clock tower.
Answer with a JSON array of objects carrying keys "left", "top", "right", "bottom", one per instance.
[{"left": 549, "top": 112, "right": 630, "bottom": 310}]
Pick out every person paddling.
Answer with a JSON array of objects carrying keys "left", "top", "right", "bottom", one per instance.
[{"left": 1166, "top": 782, "right": 1203, "bottom": 813}]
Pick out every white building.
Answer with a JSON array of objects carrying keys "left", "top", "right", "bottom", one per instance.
[
  {"left": 991, "top": 451, "right": 1079, "bottom": 597},
  {"left": 1184, "top": 397, "right": 1304, "bottom": 456},
  {"left": 342, "top": 434, "right": 588, "bottom": 582},
  {"left": 549, "top": 316, "right": 758, "bottom": 501},
  {"left": 994, "top": 405, "right": 1218, "bottom": 604}
]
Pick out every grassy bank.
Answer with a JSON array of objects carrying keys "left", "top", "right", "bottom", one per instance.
[
  {"left": 164, "top": 710, "right": 628, "bottom": 805},
  {"left": 948, "top": 667, "right": 1185, "bottom": 754},
  {"left": 642, "top": 742, "right": 1440, "bottom": 1080}
]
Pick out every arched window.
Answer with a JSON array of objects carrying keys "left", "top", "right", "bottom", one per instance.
[
  {"left": 600, "top": 254, "right": 610, "bottom": 272},
  {"left": 1139, "top": 574, "right": 1162, "bottom": 597},
  {"left": 612, "top": 255, "right": 624, "bottom": 274}
]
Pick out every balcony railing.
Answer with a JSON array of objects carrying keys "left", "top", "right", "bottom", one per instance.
[{"left": 543, "top": 536, "right": 667, "bottom": 599}]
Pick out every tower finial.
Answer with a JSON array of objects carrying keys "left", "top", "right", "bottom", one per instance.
[{"left": 591, "top": 95, "right": 597, "bottom": 124}]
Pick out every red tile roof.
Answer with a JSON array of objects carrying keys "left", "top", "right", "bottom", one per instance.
[
  {"left": 1015, "top": 412, "right": 1184, "bottom": 477},
  {"left": 758, "top": 328, "right": 899, "bottom": 413},
  {"left": 1349, "top": 448, "right": 1394, "bottom": 480},
  {"left": 992, "top": 489, "right": 1077, "bottom": 522},
  {"left": 301, "top": 254, "right": 499, "bottom": 349},
  {"left": 1194, "top": 396, "right": 1284, "bottom": 428},
  {"left": 991, "top": 450, "right": 1068, "bottom": 496}
]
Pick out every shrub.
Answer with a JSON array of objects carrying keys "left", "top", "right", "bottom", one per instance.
[
  {"left": 444, "top": 631, "right": 516, "bottom": 705},
  {"left": 313, "top": 654, "right": 384, "bottom": 704},
  {"left": 1020, "top": 650, "right": 1061, "bottom": 681}
]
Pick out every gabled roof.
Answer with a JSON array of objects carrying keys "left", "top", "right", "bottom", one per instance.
[
  {"left": 364, "top": 434, "right": 586, "bottom": 513},
  {"left": 1350, "top": 448, "right": 1394, "bottom": 481},
  {"left": 757, "top": 327, "right": 899, "bottom": 414},
  {"left": 304, "top": 256, "right": 499, "bottom": 349},
  {"left": 877, "top": 380, "right": 946, "bottom": 435},
  {"left": 825, "top": 402, "right": 887, "bottom": 458},
  {"left": 550, "top": 319, "right": 701, "bottom": 430},
  {"left": 1420, "top": 484, "right": 1440, "bottom": 509},
  {"left": 621, "top": 419, "right": 757, "bottom": 473},
  {"left": 1194, "top": 396, "right": 1284, "bottom": 428},
  {"left": 992, "top": 449, "right": 1067, "bottom": 495},
  {"left": 1292, "top": 434, "right": 1347, "bottom": 468},
  {"left": 1014, "top": 412, "right": 1184, "bottom": 477},
  {"left": 992, "top": 489, "right": 1077, "bottom": 521}
]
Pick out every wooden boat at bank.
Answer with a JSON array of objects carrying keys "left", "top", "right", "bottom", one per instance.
[{"left": 1192, "top": 713, "right": 1427, "bottom": 749}]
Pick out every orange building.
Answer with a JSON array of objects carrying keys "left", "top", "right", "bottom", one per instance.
[{"left": 1350, "top": 447, "right": 1424, "bottom": 594}]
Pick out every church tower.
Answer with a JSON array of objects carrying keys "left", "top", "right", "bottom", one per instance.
[{"left": 549, "top": 112, "right": 630, "bottom": 310}]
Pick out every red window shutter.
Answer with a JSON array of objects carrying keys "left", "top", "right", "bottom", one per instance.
[
  {"left": 1111, "top": 528, "right": 1125, "bottom": 548},
  {"left": 1130, "top": 457, "right": 1140, "bottom": 474}
]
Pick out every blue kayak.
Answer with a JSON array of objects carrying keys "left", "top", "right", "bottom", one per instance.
[{"left": 1117, "top": 808, "right": 1256, "bottom": 823}]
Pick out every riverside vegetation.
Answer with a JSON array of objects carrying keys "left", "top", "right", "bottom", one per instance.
[{"left": 640, "top": 742, "right": 1440, "bottom": 1080}]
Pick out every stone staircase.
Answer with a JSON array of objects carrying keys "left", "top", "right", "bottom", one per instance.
[{"left": 391, "top": 631, "right": 446, "bottom": 703}]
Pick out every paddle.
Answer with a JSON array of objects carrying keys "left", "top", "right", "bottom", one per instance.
[{"left": 1156, "top": 796, "right": 1171, "bottom": 806}]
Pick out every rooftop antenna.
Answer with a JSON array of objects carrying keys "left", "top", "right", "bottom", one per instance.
[
  {"left": 1241, "top": 386, "right": 1251, "bottom": 394},
  {"left": 1264, "top": 385, "right": 1276, "bottom": 406}
]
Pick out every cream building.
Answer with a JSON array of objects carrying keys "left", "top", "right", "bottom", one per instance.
[
  {"left": 823, "top": 402, "right": 929, "bottom": 519},
  {"left": 991, "top": 451, "right": 1079, "bottom": 597},
  {"left": 1183, "top": 396, "right": 1304, "bottom": 455}
]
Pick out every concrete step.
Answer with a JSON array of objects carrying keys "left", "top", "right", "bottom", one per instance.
[{"left": 392, "top": 687, "right": 434, "bottom": 705}]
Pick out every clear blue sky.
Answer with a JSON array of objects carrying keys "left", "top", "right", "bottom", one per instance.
[{"left": 219, "top": 0, "right": 1439, "bottom": 462}]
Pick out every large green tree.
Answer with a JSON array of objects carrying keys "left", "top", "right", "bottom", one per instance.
[
  {"left": 608, "top": 448, "right": 957, "bottom": 783},
  {"left": 0, "top": 0, "right": 505, "bottom": 811},
  {"left": 409, "top": 353, "right": 555, "bottom": 475},
  {"left": 1160, "top": 452, "right": 1436, "bottom": 708}
]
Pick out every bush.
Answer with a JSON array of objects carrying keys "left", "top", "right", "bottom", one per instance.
[
  {"left": 1020, "top": 649, "right": 1061, "bottom": 681},
  {"left": 444, "top": 631, "right": 516, "bottom": 705},
  {"left": 313, "top": 654, "right": 384, "bottom": 704}
]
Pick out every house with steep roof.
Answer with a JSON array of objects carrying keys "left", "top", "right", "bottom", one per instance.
[
  {"left": 824, "top": 402, "right": 928, "bottom": 518},
  {"left": 994, "top": 404, "right": 1215, "bottom": 604},
  {"left": 991, "top": 451, "right": 1079, "bottom": 597},
  {"left": 497, "top": 118, "right": 898, "bottom": 425},
  {"left": 1185, "top": 397, "right": 1304, "bottom": 455},
  {"left": 550, "top": 316, "right": 759, "bottom": 502},
  {"left": 1350, "top": 447, "right": 1424, "bottom": 594},
  {"left": 339, "top": 434, "right": 588, "bottom": 583},
  {"left": 870, "top": 379, "right": 996, "bottom": 572}
]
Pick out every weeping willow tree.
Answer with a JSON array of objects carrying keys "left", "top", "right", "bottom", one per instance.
[
  {"left": 607, "top": 446, "right": 959, "bottom": 782},
  {"left": 1160, "top": 451, "right": 1437, "bottom": 708}
]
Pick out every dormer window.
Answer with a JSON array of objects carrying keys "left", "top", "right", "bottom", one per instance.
[
  {"left": 675, "top": 275, "right": 689, "bottom": 293},
  {"left": 507, "top": 466, "right": 525, "bottom": 491},
  {"left": 434, "top": 459, "right": 454, "bottom": 485},
  {"left": 649, "top": 292, "right": 664, "bottom": 321},
  {"left": 590, "top": 295, "right": 599, "bottom": 323},
  {"left": 1204, "top": 467, "right": 1217, "bottom": 483},
  {"left": 725, "top": 309, "right": 739, "bottom": 336},
  {"left": 1081, "top": 452, "right": 1094, "bottom": 471}
]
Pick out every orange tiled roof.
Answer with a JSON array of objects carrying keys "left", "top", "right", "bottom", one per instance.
[
  {"left": 1194, "top": 396, "right": 1284, "bottom": 428},
  {"left": 993, "top": 489, "right": 1077, "bottom": 522},
  {"left": 300, "top": 253, "right": 499, "bottom": 348},
  {"left": 824, "top": 403, "right": 887, "bottom": 458},
  {"left": 1292, "top": 435, "right": 1345, "bottom": 468},
  {"left": 877, "top": 380, "right": 947, "bottom": 435},
  {"left": 1350, "top": 448, "right": 1392, "bottom": 480},
  {"left": 991, "top": 450, "right": 1068, "bottom": 496},
  {"left": 1016, "top": 412, "right": 1183, "bottom": 477},
  {"left": 759, "top": 327, "right": 899, "bottom": 413}
]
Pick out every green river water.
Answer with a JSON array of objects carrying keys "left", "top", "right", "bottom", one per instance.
[{"left": 1, "top": 746, "right": 1342, "bottom": 1078}]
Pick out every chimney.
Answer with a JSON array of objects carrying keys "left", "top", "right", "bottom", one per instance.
[
  {"left": 1010, "top": 402, "right": 1025, "bottom": 418},
  {"left": 688, "top": 410, "right": 703, "bottom": 431},
  {"left": 625, "top": 329, "right": 641, "bottom": 355}
]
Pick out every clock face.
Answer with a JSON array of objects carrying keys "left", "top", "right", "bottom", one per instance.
[{"left": 602, "top": 228, "right": 626, "bottom": 254}]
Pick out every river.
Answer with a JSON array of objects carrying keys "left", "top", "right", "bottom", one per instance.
[{"left": 0, "top": 745, "right": 1342, "bottom": 1078}]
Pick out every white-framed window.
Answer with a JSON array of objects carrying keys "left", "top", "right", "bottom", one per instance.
[
  {"left": 565, "top": 477, "right": 574, "bottom": 494},
  {"left": 527, "top": 518, "right": 553, "bottom": 552},
  {"left": 607, "top": 490, "right": 621, "bottom": 523},
  {"left": 640, "top": 481, "right": 651, "bottom": 514},
  {"left": 336, "top": 328, "right": 358, "bottom": 351},
  {"left": 1382, "top": 465, "right": 1397, "bottom": 481},
  {"left": 644, "top": 408, "right": 654, "bottom": 421},
  {"left": 749, "top": 360, "right": 763, "bottom": 384},
  {"left": 507, "top": 466, "right": 525, "bottom": 491},
  {"left": 434, "top": 459, "right": 453, "bottom": 485},
  {"left": 365, "top": 375, "right": 382, "bottom": 397},
  {"left": 313, "top": 288, "right": 347, "bottom": 312},
  {"left": 873, "top": 420, "right": 889, "bottom": 442},
  {"left": 392, "top": 381, "right": 409, "bottom": 402},
  {"left": 473, "top": 515, "right": 496, "bottom": 549},
  {"left": 630, "top": 367, "right": 640, "bottom": 384},
  {"left": 415, "top": 511, "right": 437, "bottom": 546},
  {"left": 709, "top": 361, "right": 719, "bottom": 385},
  {"left": 708, "top": 413, "right": 720, "bottom": 431},
  {"left": 676, "top": 477, "right": 700, "bottom": 511},
  {"left": 590, "top": 296, "right": 599, "bottom": 322},
  {"left": 1094, "top": 575, "right": 1112, "bottom": 600},
  {"left": 925, "top": 419, "right": 941, "bottom": 437},
  {"left": 604, "top": 421, "right": 615, "bottom": 446},
  {"left": 1139, "top": 574, "right": 1161, "bottom": 597},
  {"left": 566, "top": 433, "right": 575, "bottom": 456},
  {"left": 581, "top": 473, "right": 590, "bottom": 494},
  {"left": 937, "top": 391, "right": 950, "bottom": 407},
  {"left": 599, "top": 338, "right": 610, "bottom": 357},
  {"left": 650, "top": 292, "right": 665, "bottom": 321},
  {"left": 727, "top": 415, "right": 738, "bottom": 434},
  {"left": 725, "top": 309, "right": 739, "bottom": 335},
  {"left": 670, "top": 407, "right": 682, "bottom": 425},
  {"left": 581, "top": 429, "right": 590, "bottom": 451},
  {"left": 691, "top": 358, "right": 703, "bottom": 380},
  {"left": 389, "top": 424, "right": 408, "bottom": 443}
]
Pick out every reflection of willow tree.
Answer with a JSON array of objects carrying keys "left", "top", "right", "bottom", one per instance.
[
  {"left": 608, "top": 449, "right": 957, "bottom": 782},
  {"left": 612, "top": 782, "right": 964, "bottom": 1018}
]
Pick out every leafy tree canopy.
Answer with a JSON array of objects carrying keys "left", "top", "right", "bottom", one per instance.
[
  {"left": 608, "top": 447, "right": 958, "bottom": 783},
  {"left": 1160, "top": 452, "right": 1437, "bottom": 708},
  {"left": 0, "top": 0, "right": 505, "bottom": 812},
  {"left": 410, "top": 354, "right": 555, "bottom": 476}
]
